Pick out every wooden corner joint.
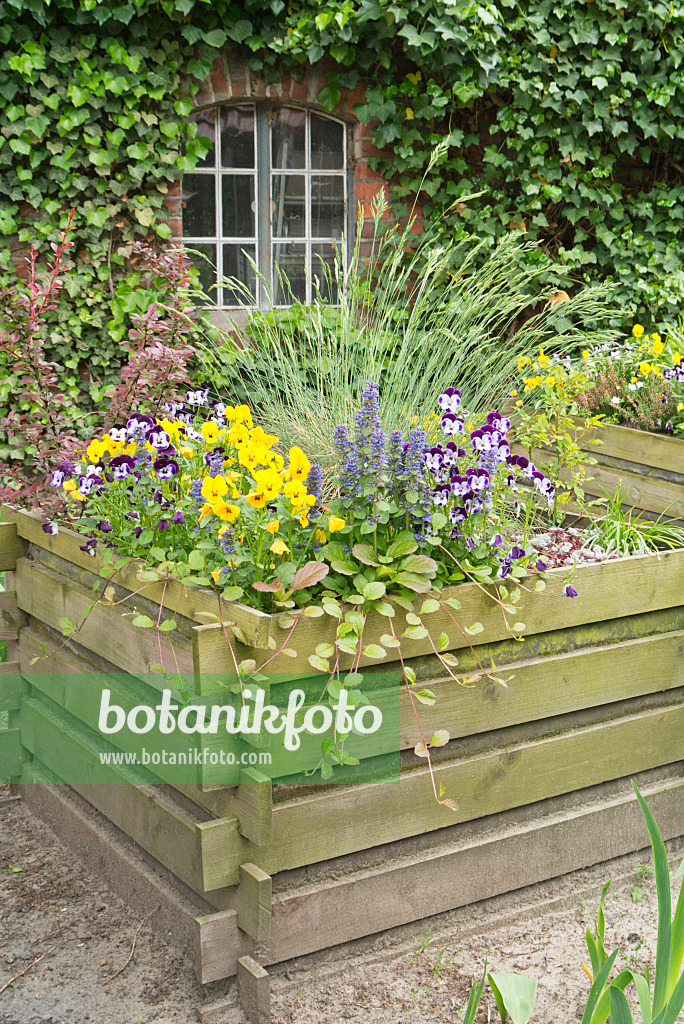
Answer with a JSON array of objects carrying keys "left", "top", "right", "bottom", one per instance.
[{"left": 238, "top": 861, "right": 272, "bottom": 941}]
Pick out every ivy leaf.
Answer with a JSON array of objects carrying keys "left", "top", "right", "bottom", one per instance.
[
  {"left": 203, "top": 29, "right": 228, "bottom": 47},
  {"left": 227, "top": 20, "right": 253, "bottom": 43}
]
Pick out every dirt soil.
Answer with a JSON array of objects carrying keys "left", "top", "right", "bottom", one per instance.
[{"left": 1, "top": 787, "right": 681, "bottom": 1024}]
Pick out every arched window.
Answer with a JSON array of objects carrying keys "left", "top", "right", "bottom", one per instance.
[{"left": 182, "top": 105, "right": 349, "bottom": 309}]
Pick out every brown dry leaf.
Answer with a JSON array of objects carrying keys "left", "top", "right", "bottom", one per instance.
[{"left": 509, "top": 219, "right": 527, "bottom": 232}]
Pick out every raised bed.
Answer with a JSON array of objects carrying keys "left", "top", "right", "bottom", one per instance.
[{"left": 1, "top": 506, "right": 684, "bottom": 986}]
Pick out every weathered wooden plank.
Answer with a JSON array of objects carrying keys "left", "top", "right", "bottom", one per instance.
[
  {"left": 238, "top": 956, "right": 271, "bottom": 1024},
  {"left": 0, "top": 591, "right": 27, "bottom": 640},
  {"left": 583, "top": 460, "right": 684, "bottom": 519},
  {"left": 398, "top": 629, "right": 684, "bottom": 747},
  {"left": 236, "top": 769, "right": 272, "bottom": 846},
  {"left": 191, "top": 547, "right": 684, "bottom": 674},
  {"left": 0, "top": 522, "right": 27, "bottom": 571},
  {"left": 0, "top": 727, "right": 23, "bottom": 780},
  {"left": 578, "top": 420, "right": 684, "bottom": 475},
  {"left": 195, "top": 818, "right": 245, "bottom": 890},
  {"left": 238, "top": 862, "right": 272, "bottom": 940},
  {"left": 5, "top": 505, "right": 272, "bottom": 648},
  {"left": 262, "top": 771, "right": 684, "bottom": 965},
  {"left": 15, "top": 558, "right": 194, "bottom": 682},
  {"left": 0, "top": 660, "right": 20, "bottom": 674},
  {"left": 0, "top": 671, "right": 24, "bottom": 713},
  {"left": 194, "top": 909, "right": 249, "bottom": 985},
  {"left": 252, "top": 699, "right": 684, "bottom": 874}
]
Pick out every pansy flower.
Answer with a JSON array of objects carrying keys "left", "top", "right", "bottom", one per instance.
[
  {"left": 126, "top": 413, "right": 155, "bottom": 436},
  {"left": 42, "top": 522, "right": 59, "bottom": 536},
  {"left": 437, "top": 387, "right": 462, "bottom": 414},
  {"left": 109, "top": 424, "right": 129, "bottom": 444},
  {"left": 424, "top": 447, "right": 443, "bottom": 473},
  {"left": 154, "top": 456, "right": 180, "bottom": 479},
  {"left": 186, "top": 388, "right": 209, "bottom": 406},
  {"left": 432, "top": 484, "right": 450, "bottom": 506},
  {"left": 146, "top": 426, "right": 172, "bottom": 451},
  {"left": 78, "top": 474, "right": 101, "bottom": 496},
  {"left": 110, "top": 455, "right": 136, "bottom": 479},
  {"left": 442, "top": 413, "right": 464, "bottom": 436}
]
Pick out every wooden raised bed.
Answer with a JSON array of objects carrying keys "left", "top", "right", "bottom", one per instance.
[
  {"left": 1, "top": 506, "right": 684, "bottom": 987},
  {"left": 577, "top": 421, "right": 684, "bottom": 521}
]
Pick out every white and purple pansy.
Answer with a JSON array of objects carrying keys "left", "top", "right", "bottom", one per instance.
[
  {"left": 486, "top": 411, "right": 511, "bottom": 433},
  {"left": 126, "top": 413, "right": 155, "bottom": 436},
  {"left": 78, "top": 475, "right": 100, "bottom": 496},
  {"left": 184, "top": 424, "right": 204, "bottom": 442},
  {"left": 465, "top": 467, "right": 490, "bottom": 492},
  {"left": 146, "top": 426, "right": 172, "bottom": 451},
  {"left": 154, "top": 456, "right": 180, "bottom": 479},
  {"left": 442, "top": 413, "right": 464, "bottom": 436},
  {"left": 450, "top": 474, "right": 470, "bottom": 497},
  {"left": 437, "top": 386, "right": 462, "bottom": 414},
  {"left": 432, "top": 484, "right": 451, "bottom": 506},
  {"left": 424, "top": 447, "right": 444, "bottom": 473},
  {"left": 42, "top": 522, "right": 59, "bottom": 536},
  {"left": 108, "top": 424, "right": 128, "bottom": 444},
  {"left": 186, "top": 388, "right": 209, "bottom": 406},
  {"left": 110, "top": 455, "right": 136, "bottom": 479},
  {"left": 449, "top": 505, "right": 468, "bottom": 525}
]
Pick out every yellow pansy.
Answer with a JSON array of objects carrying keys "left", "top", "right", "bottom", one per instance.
[
  {"left": 246, "top": 468, "right": 282, "bottom": 508},
  {"left": 517, "top": 356, "right": 531, "bottom": 370},
  {"left": 266, "top": 519, "right": 280, "bottom": 534},
  {"left": 238, "top": 444, "right": 268, "bottom": 472},
  {"left": 538, "top": 349, "right": 550, "bottom": 368},
  {"left": 582, "top": 350, "right": 589, "bottom": 360},
  {"left": 677, "top": 403, "right": 684, "bottom": 412},
  {"left": 211, "top": 568, "right": 223, "bottom": 583},
  {"left": 639, "top": 361, "right": 653, "bottom": 376},
  {"left": 201, "top": 475, "right": 229, "bottom": 503},
  {"left": 545, "top": 376, "right": 556, "bottom": 387},
  {"left": 249, "top": 426, "right": 279, "bottom": 449},
  {"left": 228, "top": 423, "right": 250, "bottom": 449},
  {"left": 270, "top": 539, "right": 290, "bottom": 556},
  {"left": 232, "top": 404, "right": 254, "bottom": 428},
  {"left": 315, "top": 529, "right": 326, "bottom": 544},
  {"left": 510, "top": 390, "right": 518, "bottom": 397},
  {"left": 328, "top": 516, "right": 346, "bottom": 533},
  {"left": 180, "top": 446, "right": 195, "bottom": 457},
  {"left": 674, "top": 352, "right": 681, "bottom": 366},
  {"left": 286, "top": 446, "right": 311, "bottom": 482},
  {"left": 86, "top": 438, "right": 108, "bottom": 463},
  {"left": 212, "top": 500, "right": 240, "bottom": 523},
  {"left": 63, "top": 479, "right": 77, "bottom": 491},
  {"left": 201, "top": 421, "right": 225, "bottom": 446},
  {"left": 632, "top": 324, "right": 645, "bottom": 337},
  {"left": 631, "top": 376, "right": 638, "bottom": 384},
  {"left": 199, "top": 502, "right": 215, "bottom": 519},
  {"left": 651, "top": 339, "right": 664, "bottom": 356}
]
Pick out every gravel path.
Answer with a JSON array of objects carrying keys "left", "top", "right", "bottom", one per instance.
[{"left": 1, "top": 788, "right": 680, "bottom": 1024}]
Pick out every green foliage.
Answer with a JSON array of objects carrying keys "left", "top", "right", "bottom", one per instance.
[
  {"left": 2, "top": 0, "right": 684, "bottom": 453},
  {"left": 584, "top": 486, "right": 684, "bottom": 556},
  {"left": 204, "top": 193, "right": 617, "bottom": 475}
]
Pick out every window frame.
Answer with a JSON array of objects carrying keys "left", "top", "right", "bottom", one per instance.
[{"left": 182, "top": 102, "right": 354, "bottom": 313}]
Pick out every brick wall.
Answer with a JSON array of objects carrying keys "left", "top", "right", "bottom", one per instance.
[{"left": 163, "top": 53, "right": 396, "bottom": 257}]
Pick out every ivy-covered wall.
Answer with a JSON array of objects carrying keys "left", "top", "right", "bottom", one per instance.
[{"left": 1, "top": 0, "right": 684, "bottom": 451}]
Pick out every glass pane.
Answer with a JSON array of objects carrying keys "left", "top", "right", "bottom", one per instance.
[
  {"left": 311, "top": 176, "right": 345, "bottom": 237},
  {"left": 190, "top": 109, "right": 216, "bottom": 168},
  {"left": 272, "top": 174, "right": 306, "bottom": 238},
  {"left": 273, "top": 242, "right": 306, "bottom": 304},
  {"left": 311, "top": 245, "right": 339, "bottom": 304},
  {"left": 222, "top": 244, "right": 256, "bottom": 307},
  {"left": 182, "top": 174, "right": 216, "bottom": 237},
  {"left": 220, "top": 106, "right": 255, "bottom": 168},
  {"left": 221, "top": 174, "right": 255, "bottom": 237},
  {"left": 311, "top": 114, "right": 344, "bottom": 170},
  {"left": 272, "top": 108, "right": 305, "bottom": 169},
  {"left": 186, "top": 243, "right": 217, "bottom": 305}
]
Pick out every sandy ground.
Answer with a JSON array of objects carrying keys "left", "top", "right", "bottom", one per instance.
[{"left": 0, "top": 788, "right": 681, "bottom": 1024}]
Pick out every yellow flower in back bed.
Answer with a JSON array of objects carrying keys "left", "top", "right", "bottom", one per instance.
[
  {"left": 250, "top": 426, "right": 279, "bottom": 449},
  {"left": 674, "top": 352, "right": 681, "bottom": 366},
  {"left": 639, "top": 361, "right": 653, "bottom": 376},
  {"left": 238, "top": 444, "right": 268, "bottom": 472},
  {"left": 228, "top": 423, "right": 250, "bottom": 449},
  {"left": 266, "top": 519, "right": 280, "bottom": 534},
  {"left": 328, "top": 516, "right": 346, "bottom": 533},
  {"left": 538, "top": 349, "right": 550, "bottom": 368},
  {"left": 270, "top": 539, "right": 290, "bottom": 556},
  {"left": 201, "top": 421, "right": 225, "bottom": 446},
  {"left": 518, "top": 356, "right": 531, "bottom": 370},
  {"left": 633, "top": 324, "right": 645, "bottom": 337}
]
